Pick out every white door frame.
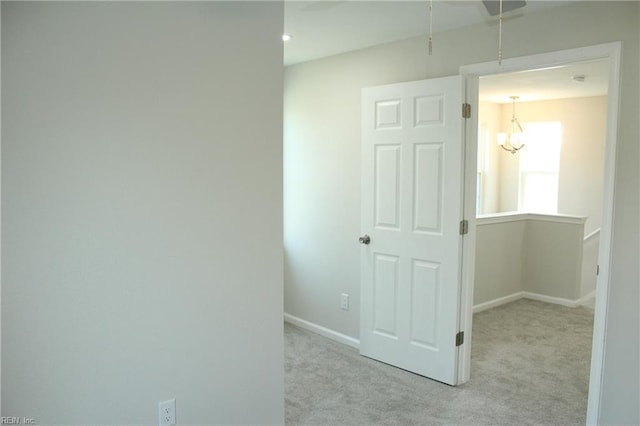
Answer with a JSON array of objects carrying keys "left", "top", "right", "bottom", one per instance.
[{"left": 457, "top": 42, "right": 621, "bottom": 425}]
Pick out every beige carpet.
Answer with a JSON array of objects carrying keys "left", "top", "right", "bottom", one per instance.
[{"left": 285, "top": 299, "right": 594, "bottom": 425}]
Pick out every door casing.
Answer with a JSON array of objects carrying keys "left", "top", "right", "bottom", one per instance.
[{"left": 458, "top": 42, "right": 622, "bottom": 424}]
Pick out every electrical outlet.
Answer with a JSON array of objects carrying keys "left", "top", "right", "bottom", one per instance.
[
  {"left": 341, "top": 293, "right": 349, "bottom": 311},
  {"left": 158, "top": 398, "right": 176, "bottom": 426}
]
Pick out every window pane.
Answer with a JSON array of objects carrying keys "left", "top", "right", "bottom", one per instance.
[
  {"left": 518, "top": 121, "right": 562, "bottom": 213},
  {"left": 521, "top": 172, "right": 559, "bottom": 213},
  {"left": 520, "top": 122, "right": 563, "bottom": 172}
]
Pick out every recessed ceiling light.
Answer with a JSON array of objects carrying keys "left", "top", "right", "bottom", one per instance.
[{"left": 282, "top": 34, "right": 293, "bottom": 42}]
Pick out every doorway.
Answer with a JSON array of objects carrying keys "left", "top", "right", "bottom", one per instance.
[
  {"left": 473, "top": 59, "right": 608, "bottom": 419},
  {"left": 474, "top": 61, "right": 607, "bottom": 309},
  {"left": 459, "top": 43, "right": 622, "bottom": 424}
]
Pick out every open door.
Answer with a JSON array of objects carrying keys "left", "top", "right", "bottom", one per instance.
[{"left": 359, "top": 76, "right": 466, "bottom": 385}]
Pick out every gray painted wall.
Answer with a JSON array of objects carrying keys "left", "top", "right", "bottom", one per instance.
[
  {"left": 284, "top": 2, "right": 639, "bottom": 423},
  {"left": 2, "top": 2, "right": 284, "bottom": 424},
  {"left": 524, "top": 218, "right": 584, "bottom": 300},
  {"left": 474, "top": 220, "right": 525, "bottom": 304},
  {"left": 474, "top": 215, "right": 585, "bottom": 305}
]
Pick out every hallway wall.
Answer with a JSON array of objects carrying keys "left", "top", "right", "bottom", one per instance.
[{"left": 284, "top": 2, "right": 639, "bottom": 424}]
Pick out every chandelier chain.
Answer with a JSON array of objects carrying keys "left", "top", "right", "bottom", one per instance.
[
  {"left": 498, "top": 0, "right": 503, "bottom": 65},
  {"left": 428, "top": 0, "right": 433, "bottom": 55}
]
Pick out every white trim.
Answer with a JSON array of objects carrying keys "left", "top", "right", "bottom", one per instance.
[
  {"left": 525, "top": 213, "right": 586, "bottom": 225},
  {"left": 459, "top": 43, "right": 621, "bottom": 80},
  {"left": 476, "top": 212, "right": 586, "bottom": 226},
  {"left": 473, "top": 292, "right": 524, "bottom": 313},
  {"left": 587, "top": 41, "right": 621, "bottom": 425},
  {"left": 577, "top": 290, "right": 597, "bottom": 308},
  {"left": 584, "top": 228, "right": 601, "bottom": 243},
  {"left": 473, "top": 291, "right": 592, "bottom": 314},
  {"left": 284, "top": 313, "right": 360, "bottom": 349},
  {"left": 522, "top": 292, "right": 579, "bottom": 308},
  {"left": 458, "top": 74, "right": 479, "bottom": 385},
  {"left": 459, "top": 42, "right": 621, "bottom": 425}
]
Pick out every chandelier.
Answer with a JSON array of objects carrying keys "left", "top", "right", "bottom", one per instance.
[{"left": 497, "top": 96, "right": 525, "bottom": 154}]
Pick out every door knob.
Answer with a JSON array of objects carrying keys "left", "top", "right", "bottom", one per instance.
[{"left": 359, "top": 234, "right": 371, "bottom": 245}]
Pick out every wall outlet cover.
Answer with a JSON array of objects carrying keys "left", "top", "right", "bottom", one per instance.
[
  {"left": 158, "top": 398, "right": 176, "bottom": 426},
  {"left": 341, "top": 293, "right": 349, "bottom": 310}
]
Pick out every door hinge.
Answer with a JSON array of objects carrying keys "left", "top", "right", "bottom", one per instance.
[
  {"left": 597, "top": 264, "right": 600, "bottom": 276},
  {"left": 456, "top": 331, "right": 464, "bottom": 347},
  {"left": 462, "top": 103, "right": 471, "bottom": 119},
  {"left": 459, "top": 219, "right": 469, "bottom": 235}
]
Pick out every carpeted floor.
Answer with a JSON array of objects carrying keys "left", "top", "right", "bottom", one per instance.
[{"left": 285, "top": 299, "right": 594, "bottom": 425}]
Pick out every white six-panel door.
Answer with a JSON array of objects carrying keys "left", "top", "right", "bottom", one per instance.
[{"left": 360, "top": 76, "right": 465, "bottom": 385}]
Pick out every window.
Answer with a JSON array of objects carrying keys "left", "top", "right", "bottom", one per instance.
[
  {"left": 476, "top": 123, "right": 489, "bottom": 215},
  {"left": 518, "top": 121, "right": 563, "bottom": 213}
]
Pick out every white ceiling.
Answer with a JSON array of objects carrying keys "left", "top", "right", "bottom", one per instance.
[
  {"left": 480, "top": 60, "right": 609, "bottom": 103},
  {"left": 283, "top": 0, "right": 574, "bottom": 66},
  {"left": 283, "top": 1, "right": 608, "bottom": 102}
]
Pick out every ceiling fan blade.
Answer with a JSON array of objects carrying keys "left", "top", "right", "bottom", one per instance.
[{"left": 482, "top": 0, "right": 527, "bottom": 16}]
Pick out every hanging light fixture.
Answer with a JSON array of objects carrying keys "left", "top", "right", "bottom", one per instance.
[{"left": 497, "top": 96, "right": 525, "bottom": 154}]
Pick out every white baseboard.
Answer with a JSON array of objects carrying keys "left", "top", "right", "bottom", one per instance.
[
  {"left": 473, "top": 292, "right": 525, "bottom": 313},
  {"left": 522, "top": 292, "right": 579, "bottom": 307},
  {"left": 288, "top": 291, "right": 588, "bottom": 348},
  {"left": 474, "top": 291, "right": 584, "bottom": 312},
  {"left": 577, "top": 290, "right": 597, "bottom": 308},
  {"left": 284, "top": 313, "right": 360, "bottom": 349}
]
